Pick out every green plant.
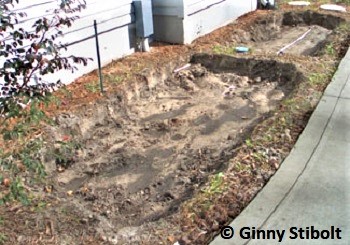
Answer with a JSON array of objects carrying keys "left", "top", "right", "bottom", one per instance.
[
  {"left": 34, "top": 200, "right": 48, "bottom": 212},
  {"left": 252, "top": 152, "right": 266, "bottom": 162},
  {"left": 85, "top": 81, "right": 100, "bottom": 93},
  {"left": 325, "top": 43, "right": 335, "bottom": 56},
  {"left": 19, "top": 140, "right": 46, "bottom": 178},
  {"left": 59, "top": 86, "right": 73, "bottom": 99},
  {"left": 282, "top": 98, "right": 299, "bottom": 113},
  {"left": 0, "top": 2, "right": 89, "bottom": 205},
  {"left": 0, "top": 233, "right": 7, "bottom": 245},
  {"left": 105, "top": 74, "right": 125, "bottom": 84},
  {"left": 0, "top": 177, "right": 29, "bottom": 205},
  {"left": 202, "top": 172, "right": 225, "bottom": 195},
  {"left": 245, "top": 138, "right": 254, "bottom": 148},
  {"left": 263, "top": 133, "right": 273, "bottom": 142},
  {"left": 336, "top": 22, "right": 350, "bottom": 32},
  {"left": 0, "top": 0, "right": 89, "bottom": 111},
  {"left": 0, "top": 138, "right": 48, "bottom": 205},
  {"left": 233, "top": 161, "right": 250, "bottom": 171},
  {"left": 52, "top": 139, "right": 81, "bottom": 169},
  {"left": 1, "top": 98, "right": 48, "bottom": 140},
  {"left": 0, "top": 140, "right": 45, "bottom": 176},
  {"left": 48, "top": 94, "right": 62, "bottom": 108}
]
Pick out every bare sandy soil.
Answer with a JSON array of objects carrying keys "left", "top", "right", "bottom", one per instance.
[{"left": 47, "top": 56, "right": 299, "bottom": 231}]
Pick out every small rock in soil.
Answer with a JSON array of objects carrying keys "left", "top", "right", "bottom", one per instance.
[{"left": 254, "top": 76, "right": 262, "bottom": 83}]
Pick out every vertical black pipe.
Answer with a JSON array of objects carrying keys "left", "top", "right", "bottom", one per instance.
[{"left": 94, "top": 20, "right": 103, "bottom": 93}]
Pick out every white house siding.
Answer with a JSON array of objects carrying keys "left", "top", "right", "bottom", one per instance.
[
  {"left": 152, "top": 0, "right": 257, "bottom": 44},
  {"left": 2, "top": 0, "right": 257, "bottom": 86},
  {"left": 4, "top": 0, "right": 137, "bottom": 85}
]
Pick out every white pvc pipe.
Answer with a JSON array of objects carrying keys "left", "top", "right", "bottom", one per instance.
[
  {"left": 277, "top": 28, "right": 313, "bottom": 55},
  {"left": 142, "top": 38, "right": 150, "bottom": 52}
]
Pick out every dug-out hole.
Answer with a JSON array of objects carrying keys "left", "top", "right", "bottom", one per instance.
[
  {"left": 232, "top": 10, "right": 346, "bottom": 56},
  {"left": 48, "top": 54, "right": 303, "bottom": 229}
]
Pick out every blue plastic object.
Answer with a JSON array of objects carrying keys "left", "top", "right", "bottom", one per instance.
[{"left": 235, "top": 47, "right": 250, "bottom": 53}]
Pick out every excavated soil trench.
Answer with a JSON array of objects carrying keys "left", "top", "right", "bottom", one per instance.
[
  {"left": 49, "top": 56, "right": 302, "bottom": 229},
  {"left": 232, "top": 11, "right": 345, "bottom": 55},
  {"left": 45, "top": 10, "right": 345, "bottom": 237}
]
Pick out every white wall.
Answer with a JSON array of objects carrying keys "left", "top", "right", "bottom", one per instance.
[
  {"left": 2, "top": 0, "right": 137, "bottom": 85},
  {"left": 185, "top": 0, "right": 226, "bottom": 15},
  {"left": 51, "top": 0, "right": 137, "bottom": 85},
  {"left": 153, "top": 0, "right": 257, "bottom": 44},
  {"left": 1, "top": 0, "right": 257, "bottom": 87},
  {"left": 152, "top": 0, "right": 184, "bottom": 17}
]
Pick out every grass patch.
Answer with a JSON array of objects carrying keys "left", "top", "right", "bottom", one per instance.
[
  {"left": 212, "top": 45, "right": 236, "bottom": 55},
  {"left": 308, "top": 72, "right": 329, "bottom": 88},
  {"left": 84, "top": 81, "right": 100, "bottom": 93},
  {"left": 105, "top": 74, "right": 127, "bottom": 84}
]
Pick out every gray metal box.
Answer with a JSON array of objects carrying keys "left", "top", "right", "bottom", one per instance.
[{"left": 134, "top": 0, "right": 154, "bottom": 38}]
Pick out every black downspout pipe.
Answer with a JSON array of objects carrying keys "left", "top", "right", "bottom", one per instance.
[{"left": 94, "top": 20, "right": 104, "bottom": 93}]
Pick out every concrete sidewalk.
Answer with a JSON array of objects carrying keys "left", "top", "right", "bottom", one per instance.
[{"left": 211, "top": 48, "right": 350, "bottom": 245}]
